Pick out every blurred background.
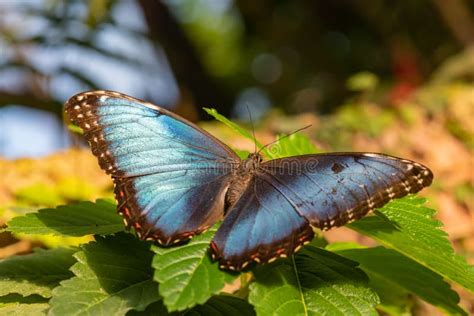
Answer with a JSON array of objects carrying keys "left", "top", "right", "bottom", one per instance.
[{"left": 0, "top": 0, "right": 473, "bottom": 313}]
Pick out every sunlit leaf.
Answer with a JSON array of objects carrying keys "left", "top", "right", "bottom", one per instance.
[
  {"left": 349, "top": 196, "right": 474, "bottom": 292},
  {"left": 333, "top": 245, "right": 466, "bottom": 315},
  {"left": 0, "top": 294, "right": 49, "bottom": 316},
  {"left": 6, "top": 199, "right": 123, "bottom": 237},
  {"left": 129, "top": 294, "right": 255, "bottom": 316},
  {"left": 66, "top": 124, "right": 83, "bottom": 134},
  {"left": 249, "top": 246, "right": 379, "bottom": 315},
  {"left": 365, "top": 272, "right": 413, "bottom": 316},
  {"left": 49, "top": 233, "right": 159, "bottom": 316},
  {"left": 268, "top": 133, "right": 319, "bottom": 158},
  {"left": 0, "top": 248, "right": 76, "bottom": 298},
  {"left": 346, "top": 71, "right": 379, "bottom": 91},
  {"left": 185, "top": 294, "right": 255, "bottom": 316},
  {"left": 14, "top": 183, "right": 62, "bottom": 206},
  {"left": 203, "top": 107, "right": 271, "bottom": 157},
  {"left": 152, "top": 225, "right": 237, "bottom": 312}
]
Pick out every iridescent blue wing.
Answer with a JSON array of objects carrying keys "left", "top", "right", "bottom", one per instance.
[
  {"left": 260, "top": 153, "right": 433, "bottom": 229},
  {"left": 65, "top": 90, "right": 239, "bottom": 244},
  {"left": 210, "top": 175, "right": 314, "bottom": 271},
  {"left": 211, "top": 153, "right": 432, "bottom": 269}
]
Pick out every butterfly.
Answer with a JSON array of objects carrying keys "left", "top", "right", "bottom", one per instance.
[{"left": 65, "top": 90, "right": 433, "bottom": 271}]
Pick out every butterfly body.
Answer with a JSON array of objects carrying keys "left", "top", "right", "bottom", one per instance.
[
  {"left": 65, "top": 90, "right": 433, "bottom": 271},
  {"left": 226, "top": 153, "right": 262, "bottom": 207}
]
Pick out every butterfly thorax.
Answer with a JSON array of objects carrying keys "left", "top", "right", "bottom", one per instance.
[{"left": 225, "top": 153, "right": 263, "bottom": 208}]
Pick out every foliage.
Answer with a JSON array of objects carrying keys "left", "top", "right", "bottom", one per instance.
[
  {"left": 348, "top": 197, "right": 474, "bottom": 292},
  {"left": 1, "top": 110, "right": 472, "bottom": 315},
  {"left": 203, "top": 107, "right": 270, "bottom": 157},
  {"left": 152, "top": 224, "right": 237, "bottom": 312},
  {"left": 332, "top": 245, "right": 466, "bottom": 315},
  {"left": 48, "top": 233, "right": 158, "bottom": 316},
  {"left": 0, "top": 248, "right": 76, "bottom": 298},
  {"left": 6, "top": 199, "right": 123, "bottom": 237},
  {"left": 346, "top": 71, "right": 379, "bottom": 92},
  {"left": 249, "top": 247, "right": 380, "bottom": 315}
]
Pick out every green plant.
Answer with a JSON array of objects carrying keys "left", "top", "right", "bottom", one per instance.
[{"left": 1, "top": 111, "right": 472, "bottom": 315}]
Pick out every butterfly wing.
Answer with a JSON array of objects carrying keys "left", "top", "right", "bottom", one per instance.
[
  {"left": 65, "top": 90, "right": 239, "bottom": 244},
  {"left": 210, "top": 175, "right": 314, "bottom": 270},
  {"left": 259, "top": 153, "right": 433, "bottom": 229},
  {"left": 211, "top": 153, "right": 432, "bottom": 269}
]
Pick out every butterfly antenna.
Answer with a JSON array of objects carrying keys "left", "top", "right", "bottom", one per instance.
[
  {"left": 246, "top": 103, "right": 257, "bottom": 153},
  {"left": 258, "top": 124, "right": 312, "bottom": 154}
]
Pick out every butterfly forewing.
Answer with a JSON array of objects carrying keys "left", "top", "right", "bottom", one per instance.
[
  {"left": 65, "top": 90, "right": 240, "bottom": 244},
  {"left": 259, "top": 153, "right": 433, "bottom": 230}
]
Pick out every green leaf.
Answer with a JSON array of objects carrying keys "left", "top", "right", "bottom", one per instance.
[
  {"left": 0, "top": 294, "right": 49, "bottom": 316},
  {"left": 334, "top": 246, "right": 466, "bottom": 315},
  {"left": 364, "top": 272, "right": 413, "bottom": 316},
  {"left": 0, "top": 303, "right": 48, "bottom": 316},
  {"left": 268, "top": 133, "right": 319, "bottom": 158},
  {"left": 128, "top": 294, "right": 255, "bottom": 316},
  {"left": 56, "top": 177, "right": 98, "bottom": 201},
  {"left": 0, "top": 248, "right": 76, "bottom": 298},
  {"left": 324, "top": 242, "right": 413, "bottom": 315},
  {"left": 49, "top": 233, "right": 159, "bottom": 316},
  {"left": 6, "top": 199, "right": 124, "bottom": 237},
  {"left": 249, "top": 246, "right": 379, "bottom": 316},
  {"left": 203, "top": 107, "right": 271, "bottom": 157},
  {"left": 233, "top": 149, "right": 251, "bottom": 160},
  {"left": 185, "top": 294, "right": 255, "bottom": 316},
  {"left": 348, "top": 196, "right": 474, "bottom": 292},
  {"left": 204, "top": 107, "right": 319, "bottom": 160},
  {"left": 125, "top": 300, "right": 169, "bottom": 316},
  {"left": 346, "top": 71, "right": 379, "bottom": 92},
  {"left": 15, "top": 183, "right": 62, "bottom": 206},
  {"left": 67, "top": 123, "right": 84, "bottom": 135},
  {"left": 152, "top": 225, "right": 237, "bottom": 312}
]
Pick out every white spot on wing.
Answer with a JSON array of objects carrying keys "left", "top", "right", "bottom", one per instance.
[{"left": 363, "top": 153, "right": 379, "bottom": 158}]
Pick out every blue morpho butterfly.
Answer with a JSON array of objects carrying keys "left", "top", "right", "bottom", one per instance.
[{"left": 65, "top": 90, "right": 433, "bottom": 271}]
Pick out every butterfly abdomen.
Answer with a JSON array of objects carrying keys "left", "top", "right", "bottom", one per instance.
[{"left": 226, "top": 168, "right": 254, "bottom": 208}]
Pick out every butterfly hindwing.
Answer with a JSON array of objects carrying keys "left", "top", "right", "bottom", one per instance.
[
  {"left": 65, "top": 90, "right": 239, "bottom": 244},
  {"left": 211, "top": 175, "right": 314, "bottom": 270}
]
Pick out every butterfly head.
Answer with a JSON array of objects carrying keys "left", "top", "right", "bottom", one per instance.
[{"left": 244, "top": 153, "right": 263, "bottom": 170}]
